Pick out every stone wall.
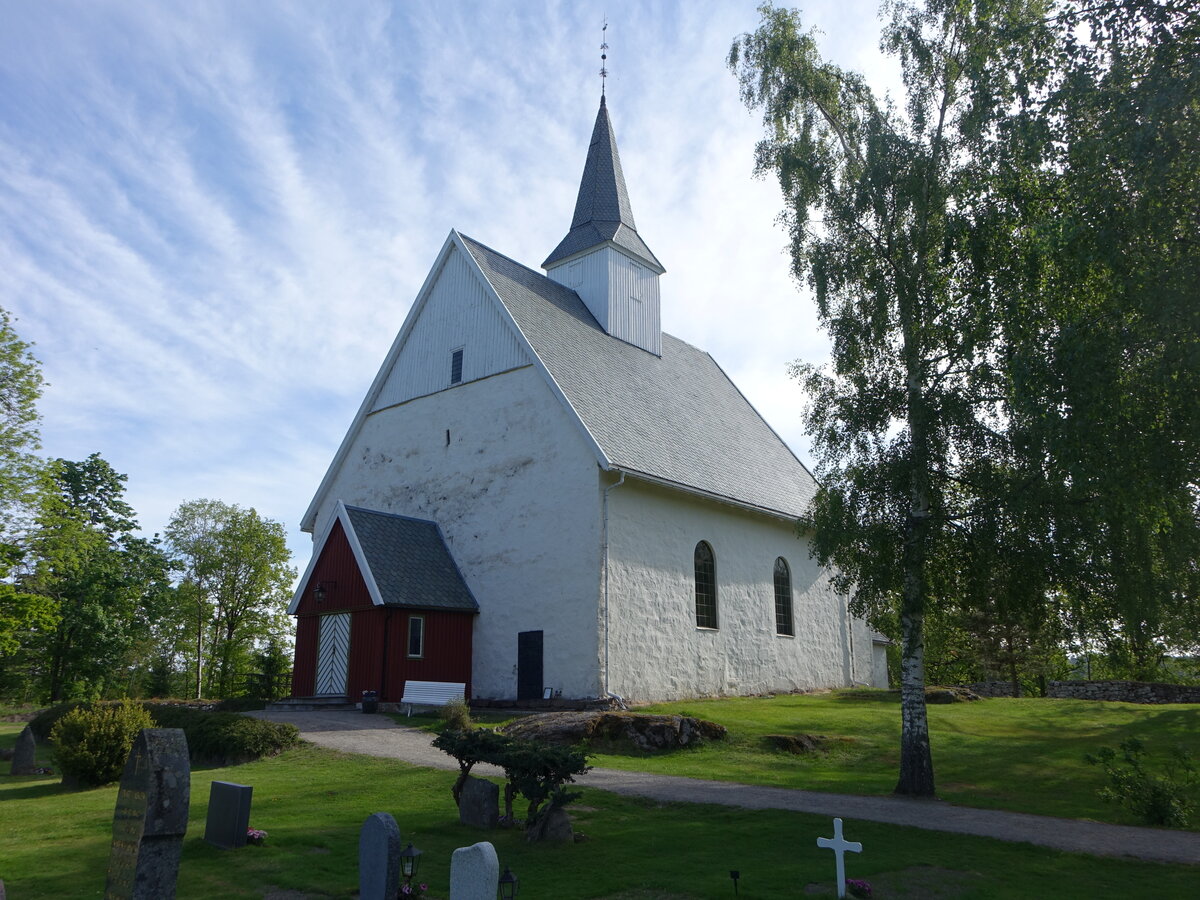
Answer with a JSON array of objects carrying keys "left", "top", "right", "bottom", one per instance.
[
  {"left": 965, "top": 681, "right": 1022, "bottom": 698},
  {"left": 1046, "top": 680, "right": 1200, "bottom": 704}
]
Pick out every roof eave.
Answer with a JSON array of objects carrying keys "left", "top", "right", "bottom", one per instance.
[
  {"left": 610, "top": 466, "right": 808, "bottom": 524},
  {"left": 543, "top": 236, "right": 665, "bottom": 275}
]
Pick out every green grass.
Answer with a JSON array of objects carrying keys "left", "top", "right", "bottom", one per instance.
[
  {"left": 1, "top": 730, "right": 1196, "bottom": 899},
  {"left": 586, "top": 691, "right": 1200, "bottom": 828}
]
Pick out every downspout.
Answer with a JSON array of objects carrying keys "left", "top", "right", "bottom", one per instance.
[{"left": 602, "top": 470, "right": 626, "bottom": 701}]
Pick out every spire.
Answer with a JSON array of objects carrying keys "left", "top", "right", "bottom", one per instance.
[{"left": 542, "top": 96, "right": 663, "bottom": 272}]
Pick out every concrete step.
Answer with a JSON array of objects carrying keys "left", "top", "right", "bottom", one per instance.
[{"left": 267, "top": 696, "right": 357, "bottom": 712}]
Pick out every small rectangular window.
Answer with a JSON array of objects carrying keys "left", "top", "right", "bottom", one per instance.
[
  {"left": 407, "top": 615, "right": 425, "bottom": 658},
  {"left": 450, "top": 348, "right": 464, "bottom": 385}
]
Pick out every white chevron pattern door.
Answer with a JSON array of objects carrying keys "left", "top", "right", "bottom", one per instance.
[{"left": 316, "top": 613, "right": 350, "bottom": 696}]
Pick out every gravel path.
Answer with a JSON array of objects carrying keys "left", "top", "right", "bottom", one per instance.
[{"left": 250, "top": 709, "right": 1200, "bottom": 866}]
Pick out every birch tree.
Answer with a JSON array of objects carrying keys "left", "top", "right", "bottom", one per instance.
[{"left": 730, "top": 0, "right": 1054, "bottom": 795}]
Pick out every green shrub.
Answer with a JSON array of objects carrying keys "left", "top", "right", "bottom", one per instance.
[
  {"left": 40, "top": 699, "right": 298, "bottom": 769},
  {"left": 29, "top": 701, "right": 86, "bottom": 741},
  {"left": 1086, "top": 738, "right": 1197, "bottom": 828},
  {"left": 439, "top": 696, "right": 472, "bottom": 732},
  {"left": 183, "top": 712, "right": 299, "bottom": 764},
  {"left": 49, "top": 700, "right": 154, "bottom": 787},
  {"left": 214, "top": 696, "right": 268, "bottom": 713}
]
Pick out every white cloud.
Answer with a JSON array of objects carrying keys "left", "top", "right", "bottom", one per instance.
[{"left": 0, "top": 0, "right": 893, "bottom": 566}]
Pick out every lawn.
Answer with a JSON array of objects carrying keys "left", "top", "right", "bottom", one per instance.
[
  {"left": 583, "top": 691, "right": 1200, "bottom": 827},
  {"left": 1, "top": 723, "right": 1197, "bottom": 899}
]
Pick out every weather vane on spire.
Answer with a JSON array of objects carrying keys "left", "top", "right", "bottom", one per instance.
[{"left": 600, "top": 19, "right": 609, "bottom": 96}]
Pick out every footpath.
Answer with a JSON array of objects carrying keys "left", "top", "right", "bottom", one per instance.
[{"left": 250, "top": 709, "right": 1200, "bottom": 866}]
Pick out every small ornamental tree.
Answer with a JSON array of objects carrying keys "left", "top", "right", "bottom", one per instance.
[{"left": 432, "top": 727, "right": 591, "bottom": 839}]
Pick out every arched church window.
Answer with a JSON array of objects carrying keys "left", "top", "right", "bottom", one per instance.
[
  {"left": 694, "top": 541, "right": 717, "bottom": 629},
  {"left": 774, "top": 557, "right": 794, "bottom": 636}
]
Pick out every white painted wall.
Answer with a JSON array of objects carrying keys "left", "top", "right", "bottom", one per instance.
[
  {"left": 313, "top": 267, "right": 605, "bottom": 699},
  {"left": 604, "top": 477, "right": 875, "bottom": 703}
]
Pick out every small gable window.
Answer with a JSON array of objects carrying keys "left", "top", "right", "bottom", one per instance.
[
  {"left": 450, "top": 348, "right": 464, "bottom": 385},
  {"left": 407, "top": 615, "right": 425, "bottom": 658},
  {"left": 694, "top": 541, "right": 717, "bottom": 629},
  {"left": 774, "top": 557, "right": 794, "bottom": 636}
]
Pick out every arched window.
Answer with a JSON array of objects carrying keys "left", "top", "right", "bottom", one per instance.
[
  {"left": 774, "top": 557, "right": 794, "bottom": 636},
  {"left": 694, "top": 541, "right": 717, "bottom": 629}
]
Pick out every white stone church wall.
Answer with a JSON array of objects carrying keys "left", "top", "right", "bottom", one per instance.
[
  {"left": 604, "top": 479, "right": 874, "bottom": 703},
  {"left": 313, "top": 366, "right": 604, "bottom": 700}
]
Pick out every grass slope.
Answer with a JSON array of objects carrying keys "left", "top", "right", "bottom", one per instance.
[
  {"left": 1, "top": 732, "right": 1197, "bottom": 899},
  {"left": 589, "top": 691, "right": 1200, "bottom": 827}
]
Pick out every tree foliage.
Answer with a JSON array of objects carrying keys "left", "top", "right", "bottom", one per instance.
[
  {"left": 731, "top": 0, "right": 1199, "bottom": 795},
  {"left": 20, "top": 455, "right": 172, "bottom": 701},
  {"left": 164, "top": 499, "right": 295, "bottom": 699},
  {"left": 0, "top": 306, "right": 44, "bottom": 517}
]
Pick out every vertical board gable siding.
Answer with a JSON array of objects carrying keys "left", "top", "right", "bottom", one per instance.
[
  {"left": 293, "top": 520, "right": 375, "bottom": 615},
  {"left": 546, "top": 246, "right": 661, "bottom": 355},
  {"left": 373, "top": 245, "right": 529, "bottom": 411},
  {"left": 609, "top": 251, "right": 661, "bottom": 355}
]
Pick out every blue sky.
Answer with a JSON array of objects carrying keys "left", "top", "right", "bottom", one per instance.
[{"left": 1, "top": 1, "right": 896, "bottom": 568}]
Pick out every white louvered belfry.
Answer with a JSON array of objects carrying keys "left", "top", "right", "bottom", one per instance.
[{"left": 543, "top": 94, "right": 664, "bottom": 356}]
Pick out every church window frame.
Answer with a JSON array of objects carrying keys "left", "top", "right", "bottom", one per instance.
[
  {"left": 774, "top": 557, "right": 794, "bottom": 636},
  {"left": 407, "top": 615, "right": 425, "bottom": 659},
  {"left": 450, "top": 347, "right": 464, "bottom": 385},
  {"left": 694, "top": 541, "right": 718, "bottom": 629}
]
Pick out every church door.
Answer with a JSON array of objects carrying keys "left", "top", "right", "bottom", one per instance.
[
  {"left": 316, "top": 613, "right": 351, "bottom": 696},
  {"left": 517, "top": 630, "right": 543, "bottom": 701}
]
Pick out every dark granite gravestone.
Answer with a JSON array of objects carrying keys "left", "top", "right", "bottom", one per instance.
[
  {"left": 358, "top": 812, "right": 401, "bottom": 900},
  {"left": 459, "top": 775, "right": 499, "bottom": 829},
  {"left": 104, "top": 728, "right": 190, "bottom": 900},
  {"left": 204, "top": 781, "right": 253, "bottom": 849},
  {"left": 10, "top": 725, "right": 37, "bottom": 775}
]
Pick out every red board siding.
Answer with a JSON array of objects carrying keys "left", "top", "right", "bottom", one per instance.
[
  {"left": 292, "top": 615, "right": 318, "bottom": 696},
  {"left": 294, "top": 520, "right": 374, "bottom": 614},
  {"left": 389, "top": 610, "right": 474, "bottom": 701},
  {"left": 291, "top": 518, "right": 475, "bottom": 701}
]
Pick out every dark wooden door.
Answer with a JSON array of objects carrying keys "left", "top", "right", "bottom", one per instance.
[{"left": 517, "top": 630, "right": 543, "bottom": 701}]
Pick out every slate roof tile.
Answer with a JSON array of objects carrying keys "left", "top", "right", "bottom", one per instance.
[
  {"left": 462, "top": 235, "right": 817, "bottom": 519},
  {"left": 344, "top": 505, "right": 479, "bottom": 611}
]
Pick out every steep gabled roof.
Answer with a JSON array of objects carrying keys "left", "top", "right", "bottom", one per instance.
[
  {"left": 290, "top": 501, "right": 479, "bottom": 614},
  {"left": 462, "top": 234, "right": 817, "bottom": 519},
  {"left": 543, "top": 96, "right": 662, "bottom": 272}
]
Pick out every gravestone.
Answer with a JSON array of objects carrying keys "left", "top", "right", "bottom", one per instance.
[
  {"left": 104, "top": 728, "right": 190, "bottom": 900},
  {"left": 449, "top": 841, "right": 499, "bottom": 900},
  {"left": 10, "top": 725, "right": 37, "bottom": 775},
  {"left": 527, "top": 804, "right": 573, "bottom": 843},
  {"left": 204, "top": 781, "right": 253, "bottom": 849},
  {"left": 358, "top": 812, "right": 401, "bottom": 900},
  {"left": 459, "top": 775, "right": 499, "bottom": 829}
]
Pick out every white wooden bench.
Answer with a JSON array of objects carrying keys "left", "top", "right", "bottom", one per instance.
[{"left": 400, "top": 680, "right": 466, "bottom": 716}]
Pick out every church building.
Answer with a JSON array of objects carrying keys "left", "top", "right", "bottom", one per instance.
[{"left": 288, "top": 94, "right": 881, "bottom": 705}]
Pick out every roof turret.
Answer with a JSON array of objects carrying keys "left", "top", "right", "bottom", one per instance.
[{"left": 543, "top": 96, "right": 663, "bottom": 272}]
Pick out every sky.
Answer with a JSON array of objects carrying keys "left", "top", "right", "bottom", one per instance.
[{"left": 1, "top": 0, "right": 899, "bottom": 569}]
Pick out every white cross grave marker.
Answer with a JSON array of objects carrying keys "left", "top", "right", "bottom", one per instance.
[{"left": 816, "top": 817, "right": 862, "bottom": 898}]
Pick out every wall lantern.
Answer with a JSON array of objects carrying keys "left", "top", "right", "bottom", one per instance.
[
  {"left": 314, "top": 581, "right": 333, "bottom": 604},
  {"left": 498, "top": 866, "right": 519, "bottom": 899},
  {"left": 399, "top": 842, "right": 422, "bottom": 882}
]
